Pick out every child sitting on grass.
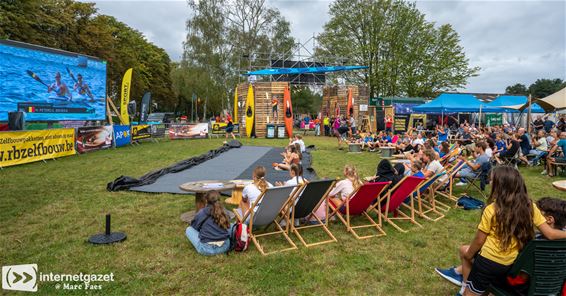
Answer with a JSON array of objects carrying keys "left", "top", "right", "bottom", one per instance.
[
  {"left": 186, "top": 191, "right": 231, "bottom": 256},
  {"left": 435, "top": 166, "right": 566, "bottom": 296}
]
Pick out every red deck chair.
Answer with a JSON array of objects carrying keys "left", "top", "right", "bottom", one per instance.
[
  {"left": 328, "top": 182, "right": 391, "bottom": 239},
  {"left": 370, "top": 176, "right": 425, "bottom": 233}
]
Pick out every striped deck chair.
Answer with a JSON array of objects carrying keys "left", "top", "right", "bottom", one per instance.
[
  {"left": 233, "top": 185, "right": 299, "bottom": 255},
  {"left": 328, "top": 182, "right": 391, "bottom": 239}
]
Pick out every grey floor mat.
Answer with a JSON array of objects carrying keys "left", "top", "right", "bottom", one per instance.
[
  {"left": 234, "top": 148, "right": 317, "bottom": 184},
  {"left": 130, "top": 146, "right": 272, "bottom": 194}
]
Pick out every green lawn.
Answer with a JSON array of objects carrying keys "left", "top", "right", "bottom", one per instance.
[{"left": 1, "top": 136, "right": 565, "bottom": 295}]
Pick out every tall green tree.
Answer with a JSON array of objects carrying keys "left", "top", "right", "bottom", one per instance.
[
  {"left": 528, "top": 78, "right": 565, "bottom": 99},
  {"left": 316, "top": 0, "right": 479, "bottom": 98},
  {"left": 178, "top": 0, "right": 295, "bottom": 116},
  {"left": 505, "top": 83, "right": 528, "bottom": 95},
  {"left": 0, "top": 0, "right": 175, "bottom": 113}
]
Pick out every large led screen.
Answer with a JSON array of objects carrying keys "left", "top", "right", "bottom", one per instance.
[{"left": 0, "top": 40, "right": 107, "bottom": 121}]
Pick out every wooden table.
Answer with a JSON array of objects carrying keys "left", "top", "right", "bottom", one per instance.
[
  {"left": 552, "top": 180, "right": 566, "bottom": 191},
  {"left": 224, "top": 179, "right": 253, "bottom": 205},
  {"left": 179, "top": 180, "right": 235, "bottom": 223}
]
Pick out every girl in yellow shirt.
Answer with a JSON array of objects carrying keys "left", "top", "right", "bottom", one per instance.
[{"left": 458, "top": 166, "right": 566, "bottom": 296}]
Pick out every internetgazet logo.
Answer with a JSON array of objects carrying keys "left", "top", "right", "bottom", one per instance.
[
  {"left": 2, "top": 264, "right": 38, "bottom": 292},
  {"left": 2, "top": 264, "right": 115, "bottom": 292}
]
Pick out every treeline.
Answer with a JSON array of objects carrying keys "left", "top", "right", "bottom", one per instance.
[
  {"left": 0, "top": 0, "right": 175, "bottom": 111},
  {"left": 506, "top": 79, "right": 565, "bottom": 99},
  {"left": 316, "top": 0, "right": 479, "bottom": 99}
]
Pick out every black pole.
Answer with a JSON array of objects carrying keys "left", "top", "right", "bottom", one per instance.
[{"left": 105, "top": 214, "right": 111, "bottom": 235}]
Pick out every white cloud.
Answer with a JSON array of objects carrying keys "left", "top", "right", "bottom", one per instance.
[{"left": 86, "top": 0, "right": 565, "bottom": 94}]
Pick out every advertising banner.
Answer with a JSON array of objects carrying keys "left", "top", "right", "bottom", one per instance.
[
  {"left": 131, "top": 124, "right": 151, "bottom": 141},
  {"left": 486, "top": 114, "right": 503, "bottom": 126},
  {"left": 393, "top": 114, "right": 408, "bottom": 133},
  {"left": 408, "top": 114, "right": 427, "bottom": 130},
  {"left": 0, "top": 40, "right": 107, "bottom": 121},
  {"left": 150, "top": 124, "right": 166, "bottom": 138},
  {"left": 211, "top": 122, "right": 239, "bottom": 135},
  {"left": 140, "top": 92, "right": 151, "bottom": 123},
  {"left": 120, "top": 68, "right": 133, "bottom": 124},
  {"left": 169, "top": 123, "right": 208, "bottom": 139},
  {"left": 113, "top": 125, "right": 131, "bottom": 147},
  {"left": 0, "top": 128, "right": 75, "bottom": 167},
  {"left": 76, "top": 126, "right": 113, "bottom": 154}
]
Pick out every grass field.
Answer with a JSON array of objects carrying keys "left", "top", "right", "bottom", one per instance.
[{"left": 1, "top": 136, "right": 565, "bottom": 295}]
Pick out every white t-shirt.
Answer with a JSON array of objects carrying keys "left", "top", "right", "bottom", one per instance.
[
  {"left": 243, "top": 182, "right": 273, "bottom": 211},
  {"left": 284, "top": 176, "right": 305, "bottom": 186},
  {"left": 292, "top": 139, "right": 306, "bottom": 152},
  {"left": 425, "top": 160, "right": 444, "bottom": 176},
  {"left": 349, "top": 117, "right": 356, "bottom": 128},
  {"left": 329, "top": 179, "right": 355, "bottom": 202},
  {"left": 536, "top": 138, "right": 548, "bottom": 151},
  {"left": 485, "top": 148, "right": 493, "bottom": 158},
  {"left": 412, "top": 138, "right": 424, "bottom": 146}
]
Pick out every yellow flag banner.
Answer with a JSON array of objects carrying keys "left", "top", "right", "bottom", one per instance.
[
  {"left": 120, "top": 68, "right": 133, "bottom": 124},
  {"left": 0, "top": 129, "right": 76, "bottom": 167}
]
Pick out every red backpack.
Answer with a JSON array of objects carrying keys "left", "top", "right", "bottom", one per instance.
[{"left": 229, "top": 223, "right": 250, "bottom": 252}]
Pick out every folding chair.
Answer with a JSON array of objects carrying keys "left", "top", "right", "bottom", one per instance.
[
  {"left": 233, "top": 185, "right": 299, "bottom": 255},
  {"left": 464, "top": 161, "right": 492, "bottom": 199},
  {"left": 328, "top": 182, "right": 391, "bottom": 239},
  {"left": 433, "top": 160, "right": 466, "bottom": 210},
  {"left": 499, "top": 149, "right": 520, "bottom": 168},
  {"left": 414, "top": 173, "right": 446, "bottom": 222},
  {"left": 285, "top": 179, "right": 338, "bottom": 247},
  {"left": 373, "top": 176, "right": 425, "bottom": 233},
  {"left": 490, "top": 239, "right": 566, "bottom": 296}
]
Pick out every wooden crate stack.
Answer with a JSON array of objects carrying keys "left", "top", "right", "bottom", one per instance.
[
  {"left": 321, "top": 85, "right": 369, "bottom": 123},
  {"left": 236, "top": 81, "right": 289, "bottom": 138}
]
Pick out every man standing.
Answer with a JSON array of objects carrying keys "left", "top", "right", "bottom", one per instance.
[
  {"left": 385, "top": 115, "right": 393, "bottom": 133},
  {"left": 323, "top": 115, "right": 330, "bottom": 136},
  {"left": 271, "top": 96, "right": 278, "bottom": 123}
]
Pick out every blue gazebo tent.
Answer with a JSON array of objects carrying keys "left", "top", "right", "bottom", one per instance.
[
  {"left": 413, "top": 93, "right": 497, "bottom": 113},
  {"left": 487, "top": 95, "right": 545, "bottom": 113}
]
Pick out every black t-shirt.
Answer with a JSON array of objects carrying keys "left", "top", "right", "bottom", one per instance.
[
  {"left": 533, "top": 119, "right": 544, "bottom": 130},
  {"left": 505, "top": 139, "right": 520, "bottom": 157},
  {"left": 519, "top": 134, "right": 531, "bottom": 151}
]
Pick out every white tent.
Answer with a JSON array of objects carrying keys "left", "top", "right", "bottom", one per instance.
[{"left": 507, "top": 87, "right": 566, "bottom": 112}]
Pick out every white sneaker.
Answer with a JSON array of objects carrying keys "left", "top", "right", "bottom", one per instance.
[
  {"left": 455, "top": 182, "right": 467, "bottom": 186},
  {"left": 541, "top": 170, "right": 547, "bottom": 175}
]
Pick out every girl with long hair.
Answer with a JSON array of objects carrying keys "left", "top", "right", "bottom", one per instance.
[
  {"left": 276, "top": 163, "right": 306, "bottom": 186},
  {"left": 238, "top": 166, "right": 273, "bottom": 217},
  {"left": 328, "top": 164, "right": 362, "bottom": 210},
  {"left": 273, "top": 145, "right": 300, "bottom": 171},
  {"left": 455, "top": 166, "right": 566, "bottom": 296},
  {"left": 185, "top": 191, "right": 231, "bottom": 256}
]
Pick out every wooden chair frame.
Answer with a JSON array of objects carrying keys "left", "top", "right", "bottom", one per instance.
[
  {"left": 433, "top": 161, "right": 466, "bottom": 211},
  {"left": 288, "top": 180, "right": 338, "bottom": 247},
  {"left": 328, "top": 182, "right": 391, "bottom": 240},
  {"left": 414, "top": 174, "right": 446, "bottom": 222},
  {"left": 233, "top": 186, "right": 300, "bottom": 256},
  {"left": 372, "top": 176, "right": 425, "bottom": 233}
]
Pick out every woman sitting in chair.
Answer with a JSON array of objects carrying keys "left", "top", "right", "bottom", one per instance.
[
  {"left": 186, "top": 191, "right": 231, "bottom": 256},
  {"left": 328, "top": 165, "right": 362, "bottom": 210},
  {"left": 238, "top": 166, "right": 273, "bottom": 217}
]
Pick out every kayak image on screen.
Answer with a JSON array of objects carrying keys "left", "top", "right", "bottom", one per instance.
[{"left": 0, "top": 40, "right": 107, "bottom": 121}]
